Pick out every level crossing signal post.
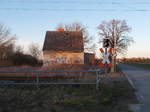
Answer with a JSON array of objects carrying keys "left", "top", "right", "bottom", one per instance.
[{"left": 99, "top": 38, "right": 113, "bottom": 75}]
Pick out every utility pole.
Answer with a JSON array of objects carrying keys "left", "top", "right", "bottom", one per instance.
[{"left": 105, "top": 48, "right": 107, "bottom": 75}]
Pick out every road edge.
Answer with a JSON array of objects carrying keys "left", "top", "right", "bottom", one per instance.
[
  {"left": 125, "top": 74, "right": 144, "bottom": 103},
  {"left": 124, "top": 73, "right": 144, "bottom": 112}
]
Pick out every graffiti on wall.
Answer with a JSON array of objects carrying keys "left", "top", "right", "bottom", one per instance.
[
  {"left": 56, "top": 58, "right": 69, "bottom": 63},
  {"left": 44, "top": 57, "right": 83, "bottom": 66},
  {"left": 44, "top": 57, "right": 70, "bottom": 66}
]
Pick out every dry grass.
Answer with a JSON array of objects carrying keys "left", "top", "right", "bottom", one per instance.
[
  {"left": 0, "top": 64, "right": 90, "bottom": 71},
  {"left": 0, "top": 73, "right": 138, "bottom": 112},
  {"left": 0, "top": 65, "right": 39, "bottom": 70},
  {"left": 0, "top": 64, "right": 96, "bottom": 82},
  {"left": 40, "top": 64, "right": 90, "bottom": 70},
  {"left": 98, "top": 73, "right": 138, "bottom": 112},
  {"left": 0, "top": 85, "right": 98, "bottom": 112},
  {"left": 0, "top": 64, "right": 138, "bottom": 112}
]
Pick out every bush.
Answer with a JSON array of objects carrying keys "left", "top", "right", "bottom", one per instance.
[{"left": 11, "top": 52, "right": 43, "bottom": 67}]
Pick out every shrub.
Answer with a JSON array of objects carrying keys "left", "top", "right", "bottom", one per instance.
[{"left": 11, "top": 52, "right": 43, "bottom": 67}]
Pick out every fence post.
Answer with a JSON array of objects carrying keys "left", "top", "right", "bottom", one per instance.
[
  {"left": 96, "top": 70, "right": 100, "bottom": 90},
  {"left": 36, "top": 73, "right": 39, "bottom": 88}
]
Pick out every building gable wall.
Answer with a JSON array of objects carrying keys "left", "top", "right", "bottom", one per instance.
[{"left": 43, "top": 51, "right": 84, "bottom": 66}]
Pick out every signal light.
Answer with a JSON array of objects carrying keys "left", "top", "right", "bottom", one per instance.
[
  {"left": 99, "top": 63, "right": 105, "bottom": 68},
  {"left": 108, "top": 48, "right": 113, "bottom": 53},
  {"left": 99, "top": 48, "right": 104, "bottom": 53},
  {"left": 103, "top": 38, "right": 110, "bottom": 48},
  {"left": 108, "top": 63, "right": 112, "bottom": 68}
]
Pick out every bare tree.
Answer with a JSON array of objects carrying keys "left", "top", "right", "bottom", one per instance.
[
  {"left": 28, "top": 43, "right": 42, "bottom": 59},
  {"left": 98, "top": 19, "right": 134, "bottom": 72},
  {"left": 56, "top": 22, "right": 96, "bottom": 53},
  {"left": 0, "top": 23, "right": 16, "bottom": 60},
  {"left": 15, "top": 45, "right": 24, "bottom": 54}
]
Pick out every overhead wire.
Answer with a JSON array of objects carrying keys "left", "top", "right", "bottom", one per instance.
[
  {"left": 0, "top": 0, "right": 150, "bottom": 12},
  {"left": 1, "top": 0, "right": 150, "bottom": 4},
  {"left": 0, "top": 8, "right": 150, "bottom": 12}
]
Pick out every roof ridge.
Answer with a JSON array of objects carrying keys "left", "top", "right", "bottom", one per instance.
[
  {"left": 43, "top": 31, "right": 84, "bottom": 52},
  {"left": 46, "top": 31, "right": 82, "bottom": 32}
]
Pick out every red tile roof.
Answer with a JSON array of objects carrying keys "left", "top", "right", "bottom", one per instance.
[{"left": 43, "top": 31, "right": 84, "bottom": 52}]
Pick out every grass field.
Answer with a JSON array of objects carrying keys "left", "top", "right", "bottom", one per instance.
[
  {"left": 0, "top": 74, "right": 137, "bottom": 112},
  {"left": 125, "top": 62, "right": 150, "bottom": 70},
  {"left": 0, "top": 65, "right": 138, "bottom": 112}
]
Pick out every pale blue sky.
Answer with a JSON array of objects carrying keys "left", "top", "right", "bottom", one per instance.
[{"left": 0, "top": 0, "right": 150, "bottom": 58}]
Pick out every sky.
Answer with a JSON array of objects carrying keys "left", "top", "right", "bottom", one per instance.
[{"left": 0, "top": 0, "right": 150, "bottom": 58}]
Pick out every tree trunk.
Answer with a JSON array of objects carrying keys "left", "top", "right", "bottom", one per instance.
[
  {"left": 111, "top": 56, "right": 116, "bottom": 73},
  {"left": 114, "top": 57, "right": 116, "bottom": 72}
]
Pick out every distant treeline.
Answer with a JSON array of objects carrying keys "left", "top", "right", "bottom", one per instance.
[
  {"left": 0, "top": 46, "right": 43, "bottom": 67},
  {"left": 0, "top": 23, "right": 43, "bottom": 67},
  {"left": 118, "top": 58, "right": 150, "bottom": 63}
]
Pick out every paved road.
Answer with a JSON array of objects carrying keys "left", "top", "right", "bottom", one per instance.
[{"left": 118, "top": 64, "right": 150, "bottom": 112}]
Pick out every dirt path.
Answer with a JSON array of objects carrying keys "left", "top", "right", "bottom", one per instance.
[{"left": 119, "top": 64, "right": 150, "bottom": 112}]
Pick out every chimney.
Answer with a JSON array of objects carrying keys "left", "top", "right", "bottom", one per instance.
[{"left": 57, "top": 28, "right": 64, "bottom": 31}]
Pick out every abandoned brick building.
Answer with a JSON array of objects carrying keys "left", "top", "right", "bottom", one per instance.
[{"left": 42, "top": 30, "right": 84, "bottom": 66}]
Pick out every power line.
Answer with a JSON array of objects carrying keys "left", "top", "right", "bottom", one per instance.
[
  {"left": 0, "top": 0, "right": 150, "bottom": 13},
  {"left": 1, "top": 0, "right": 150, "bottom": 5},
  {"left": 0, "top": 8, "right": 150, "bottom": 12}
]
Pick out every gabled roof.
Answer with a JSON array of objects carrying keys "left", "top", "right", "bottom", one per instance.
[{"left": 43, "top": 31, "right": 84, "bottom": 52}]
